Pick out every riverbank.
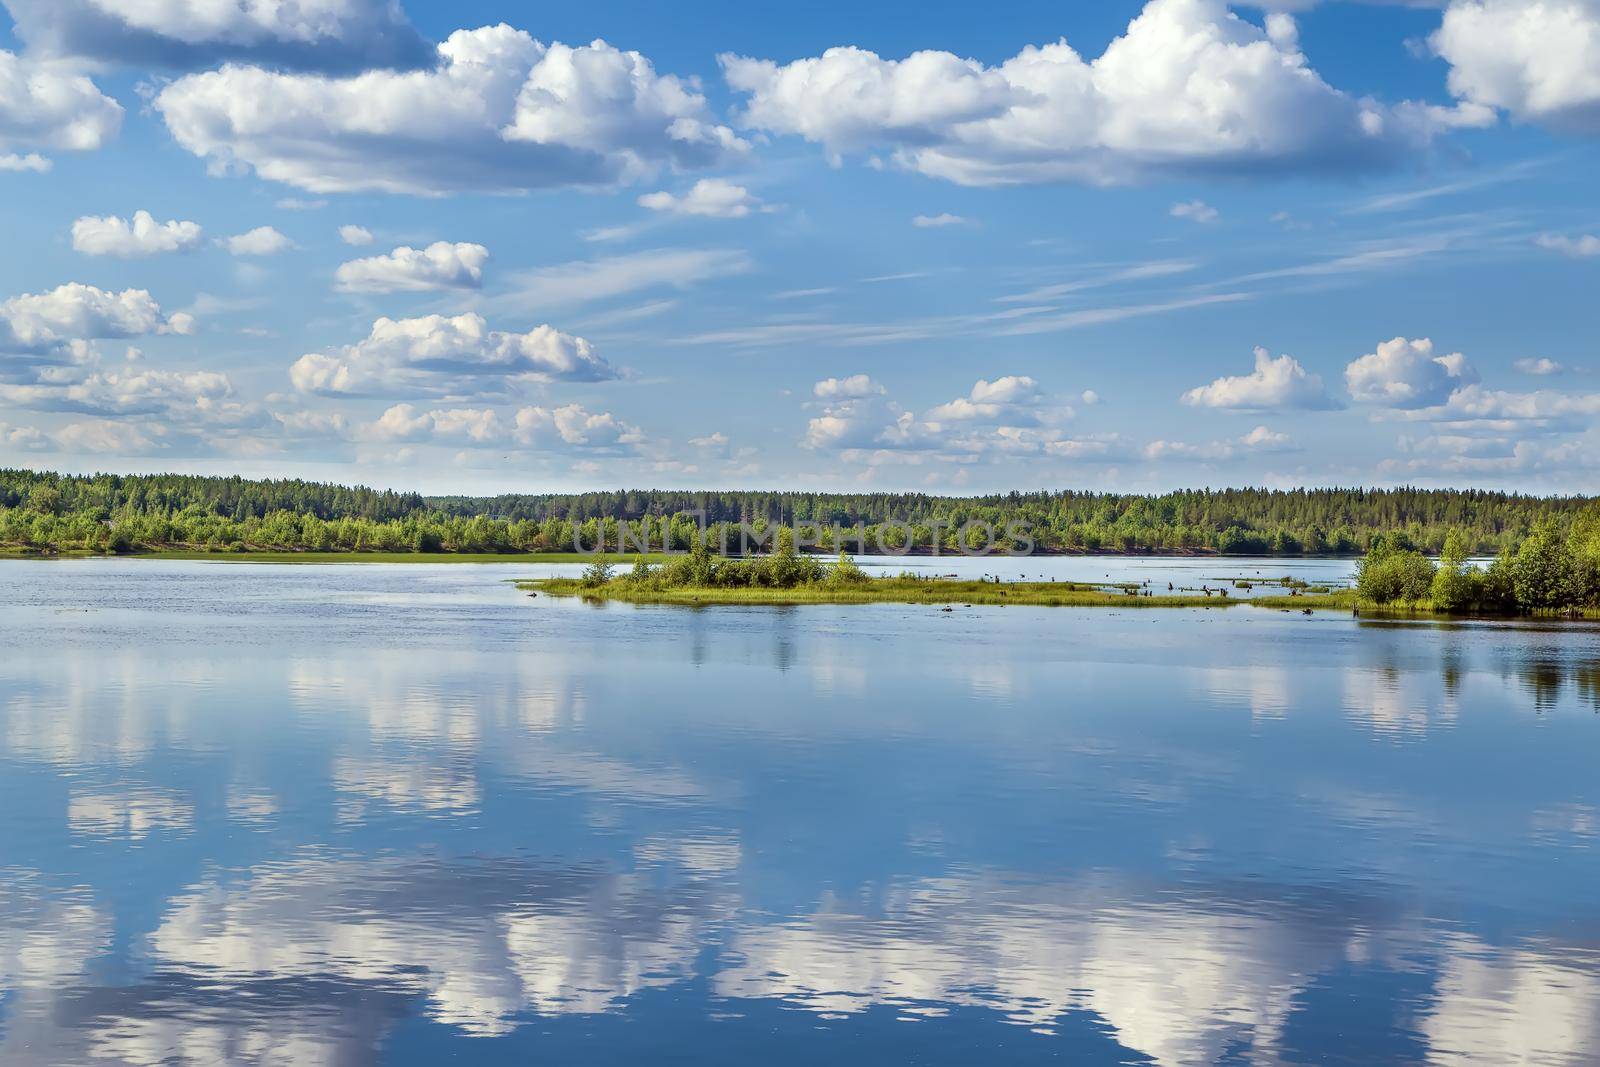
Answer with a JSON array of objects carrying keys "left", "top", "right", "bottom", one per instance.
[
  {"left": 0, "top": 542, "right": 1375, "bottom": 561},
  {"left": 0, "top": 547, "right": 671, "bottom": 565}
]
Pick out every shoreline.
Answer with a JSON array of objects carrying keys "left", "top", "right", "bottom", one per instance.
[
  {"left": 0, "top": 545, "right": 1374, "bottom": 563},
  {"left": 0, "top": 548, "right": 673, "bottom": 565}
]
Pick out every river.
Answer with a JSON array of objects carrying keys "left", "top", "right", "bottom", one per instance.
[{"left": 1, "top": 558, "right": 1597, "bottom": 1064}]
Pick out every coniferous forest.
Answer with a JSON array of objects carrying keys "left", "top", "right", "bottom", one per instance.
[{"left": 1, "top": 467, "right": 1596, "bottom": 558}]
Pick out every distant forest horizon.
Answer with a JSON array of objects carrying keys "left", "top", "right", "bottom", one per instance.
[{"left": 5, "top": 467, "right": 1599, "bottom": 558}]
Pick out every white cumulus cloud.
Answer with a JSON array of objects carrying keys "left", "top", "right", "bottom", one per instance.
[
  {"left": 1345, "top": 336, "right": 1477, "bottom": 408},
  {"left": 638, "top": 178, "right": 764, "bottom": 218},
  {"left": 1241, "top": 425, "right": 1294, "bottom": 450},
  {"left": 1143, "top": 438, "right": 1235, "bottom": 461},
  {"left": 51, "top": 419, "right": 159, "bottom": 454},
  {"left": 290, "top": 313, "right": 619, "bottom": 397},
  {"left": 1433, "top": 0, "right": 1600, "bottom": 133},
  {"left": 155, "top": 26, "right": 745, "bottom": 196},
  {"left": 514, "top": 404, "right": 643, "bottom": 450},
  {"left": 365, "top": 401, "right": 643, "bottom": 453},
  {"left": 1536, "top": 232, "right": 1600, "bottom": 257},
  {"left": 924, "top": 376, "right": 1050, "bottom": 423},
  {"left": 1515, "top": 357, "right": 1565, "bottom": 375},
  {"left": 1, "top": 0, "right": 432, "bottom": 74},
  {"left": 0, "top": 48, "right": 123, "bottom": 162},
  {"left": 335, "top": 242, "right": 489, "bottom": 293},
  {"left": 803, "top": 375, "right": 1088, "bottom": 462},
  {"left": 338, "top": 224, "right": 374, "bottom": 246},
  {"left": 1170, "top": 199, "right": 1220, "bottom": 223},
  {"left": 71, "top": 211, "right": 203, "bottom": 258},
  {"left": 813, "top": 374, "right": 885, "bottom": 399},
  {"left": 1182, "top": 346, "right": 1336, "bottom": 410},
  {"left": 0, "top": 283, "right": 193, "bottom": 355},
  {"left": 224, "top": 226, "right": 293, "bottom": 256},
  {"left": 0, "top": 366, "right": 238, "bottom": 420},
  {"left": 0, "top": 421, "right": 50, "bottom": 450},
  {"left": 0, "top": 152, "right": 49, "bottom": 172},
  {"left": 722, "top": 0, "right": 1463, "bottom": 187}
]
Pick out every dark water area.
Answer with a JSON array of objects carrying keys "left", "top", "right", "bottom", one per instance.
[{"left": 2, "top": 558, "right": 1599, "bottom": 1064}]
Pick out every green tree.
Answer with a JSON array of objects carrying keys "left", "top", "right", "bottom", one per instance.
[{"left": 1513, "top": 521, "right": 1578, "bottom": 610}]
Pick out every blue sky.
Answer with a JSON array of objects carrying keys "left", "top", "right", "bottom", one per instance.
[{"left": 0, "top": 0, "right": 1596, "bottom": 495}]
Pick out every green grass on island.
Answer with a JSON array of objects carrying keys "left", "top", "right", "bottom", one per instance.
[
  {"left": 522, "top": 574, "right": 1243, "bottom": 608},
  {"left": 520, "top": 546, "right": 1346, "bottom": 609}
]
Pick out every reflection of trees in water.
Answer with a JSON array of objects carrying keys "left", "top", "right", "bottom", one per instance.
[
  {"left": 1441, "top": 646, "right": 1463, "bottom": 700},
  {"left": 1520, "top": 658, "right": 1568, "bottom": 711},
  {"left": 1496, "top": 641, "right": 1600, "bottom": 712},
  {"left": 1380, "top": 623, "right": 1600, "bottom": 713},
  {"left": 682, "top": 603, "right": 798, "bottom": 671},
  {"left": 1573, "top": 662, "right": 1600, "bottom": 710},
  {"left": 1513, "top": 656, "right": 1600, "bottom": 712}
]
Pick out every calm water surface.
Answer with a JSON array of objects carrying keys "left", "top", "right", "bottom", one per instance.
[{"left": 2, "top": 558, "right": 1599, "bottom": 1065}]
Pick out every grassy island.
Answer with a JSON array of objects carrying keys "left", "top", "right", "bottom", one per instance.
[
  {"left": 524, "top": 574, "right": 1237, "bottom": 608},
  {"left": 521, "top": 520, "right": 1600, "bottom": 620},
  {"left": 519, "top": 531, "right": 1248, "bottom": 609}
]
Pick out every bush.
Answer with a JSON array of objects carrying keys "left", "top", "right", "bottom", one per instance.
[
  {"left": 581, "top": 554, "right": 615, "bottom": 588},
  {"left": 1356, "top": 543, "right": 1436, "bottom": 604},
  {"left": 828, "top": 552, "right": 869, "bottom": 585}
]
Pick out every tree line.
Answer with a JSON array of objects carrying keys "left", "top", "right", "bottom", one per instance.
[{"left": 2, "top": 467, "right": 1596, "bottom": 557}]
